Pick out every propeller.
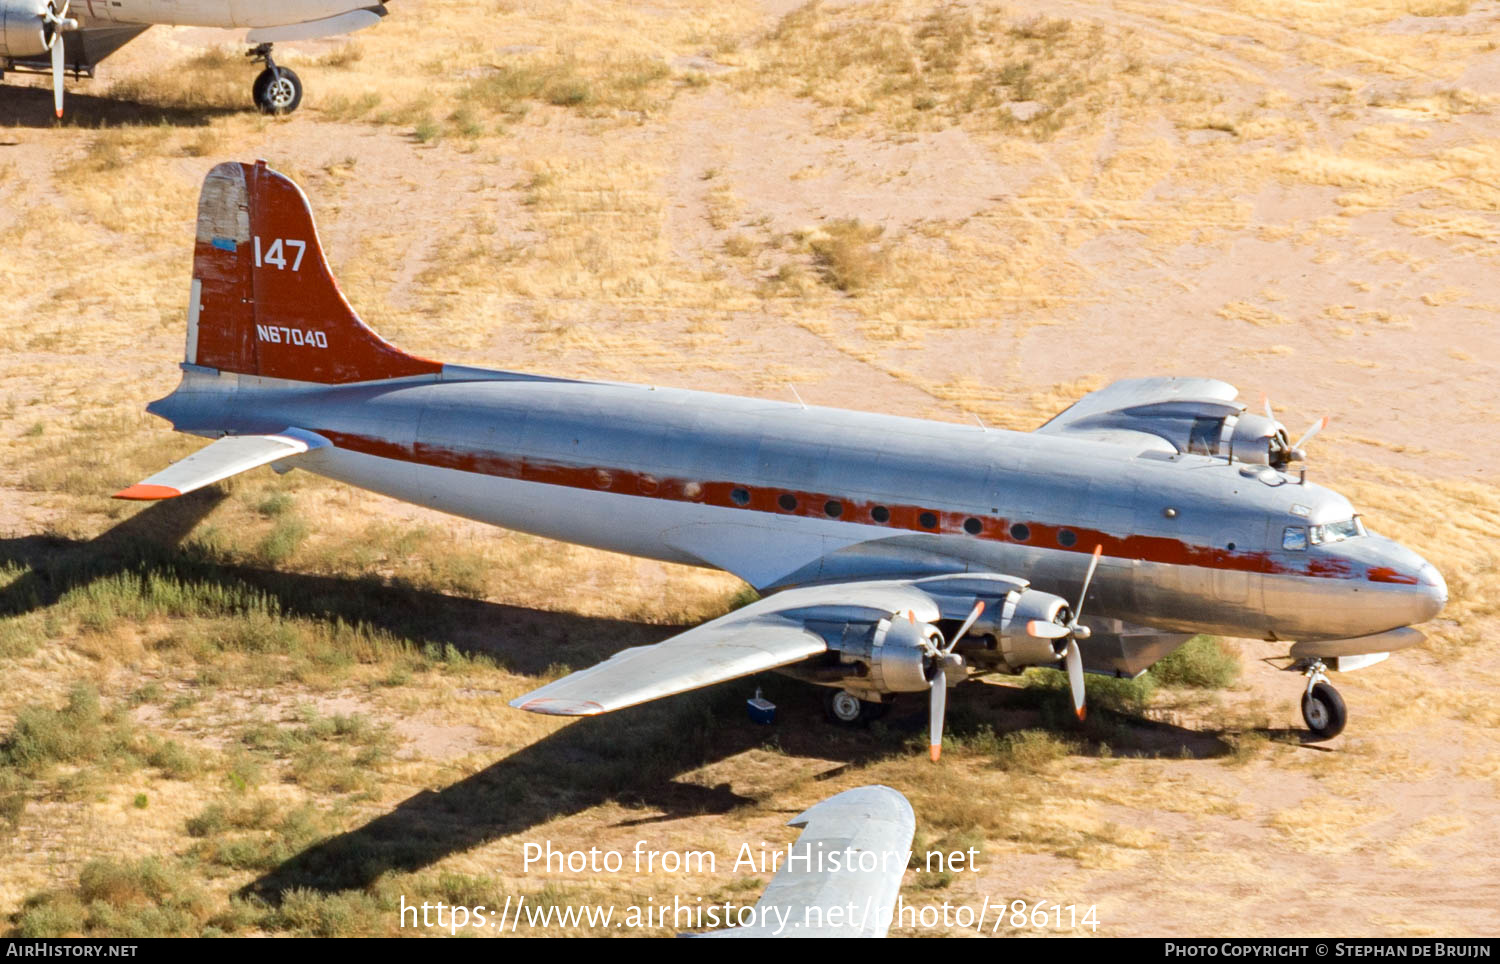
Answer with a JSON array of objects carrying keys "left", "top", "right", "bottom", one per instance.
[
  {"left": 1024, "top": 545, "right": 1102, "bottom": 721},
  {"left": 41, "top": 1, "right": 77, "bottom": 119},
  {"left": 923, "top": 600, "right": 984, "bottom": 762},
  {"left": 1260, "top": 394, "right": 1330, "bottom": 470}
]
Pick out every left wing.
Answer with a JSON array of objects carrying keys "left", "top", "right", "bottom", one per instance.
[
  {"left": 510, "top": 610, "right": 828, "bottom": 716},
  {"left": 694, "top": 785, "right": 915, "bottom": 938},
  {"left": 510, "top": 573, "right": 1045, "bottom": 717}
]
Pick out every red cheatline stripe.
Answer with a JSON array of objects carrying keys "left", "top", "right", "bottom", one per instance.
[{"left": 311, "top": 429, "right": 1396, "bottom": 583}]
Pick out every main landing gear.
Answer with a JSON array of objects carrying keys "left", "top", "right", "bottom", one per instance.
[
  {"left": 249, "top": 44, "right": 302, "bottom": 115},
  {"left": 824, "top": 689, "right": 887, "bottom": 725},
  {"left": 1297, "top": 658, "right": 1347, "bottom": 740}
]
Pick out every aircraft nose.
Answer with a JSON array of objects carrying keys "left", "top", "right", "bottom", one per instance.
[{"left": 1415, "top": 561, "right": 1447, "bottom": 621}]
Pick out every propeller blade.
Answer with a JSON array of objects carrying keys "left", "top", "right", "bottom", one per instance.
[
  {"left": 1026, "top": 619, "right": 1070, "bottom": 639},
  {"left": 1261, "top": 393, "right": 1274, "bottom": 423},
  {"left": 928, "top": 664, "right": 947, "bottom": 762},
  {"left": 1293, "top": 416, "right": 1329, "bottom": 454},
  {"left": 50, "top": 31, "right": 64, "bottom": 118},
  {"left": 945, "top": 600, "right": 985, "bottom": 654},
  {"left": 1071, "top": 544, "right": 1104, "bottom": 626},
  {"left": 1065, "top": 638, "right": 1086, "bottom": 721}
]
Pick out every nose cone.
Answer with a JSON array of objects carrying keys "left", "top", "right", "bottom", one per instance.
[{"left": 1414, "top": 560, "right": 1448, "bottom": 622}]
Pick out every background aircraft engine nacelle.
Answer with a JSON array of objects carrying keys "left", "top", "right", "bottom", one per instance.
[
  {"left": 996, "top": 588, "right": 1071, "bottom": 670},
  {"left": 0, "top": 0, "right": 52, "bottom": 58},
  {"left": 863, "top": 616, "right": 942, "bottom": 693}
]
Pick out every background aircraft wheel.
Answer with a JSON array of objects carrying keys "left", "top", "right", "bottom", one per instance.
[
  {"left": 824, "top": 690, "right": 881, "bottom": 725},
  {"left": 1301, "top": 681, "right": 1347, "bottom": 740},
  {"left": 253, "top": 67, "right": 302, "bottom": 114}
]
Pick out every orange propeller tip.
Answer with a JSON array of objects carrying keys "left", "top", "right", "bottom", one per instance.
[
  {"left": 1076, "top": 707, "right": 1087, "bottom": 722},
  {"left": 929, "top": 745, "right": 941, "bottom": 763}
]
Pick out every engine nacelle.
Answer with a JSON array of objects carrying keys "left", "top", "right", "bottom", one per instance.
[
  {"left": 858, "top": 615, "right": 940, "bottom": 693},
  {"left": 994, "top": 588, "right": 1070, "bottom": 670},
  {"left": 1, "top": 0, "right": 52, "bottom": 59}
]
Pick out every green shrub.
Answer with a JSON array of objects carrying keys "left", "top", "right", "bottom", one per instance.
[{"left": 1149, "top": 635, "right": 1240, "bottom": 689}]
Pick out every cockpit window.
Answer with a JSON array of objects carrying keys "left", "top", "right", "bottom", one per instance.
[
  {"left": 1309, "top": 517, "right": 1365, "bottom": 545},
  {"left": 1282, "top": 526, "right": 1308, "bottom": 551}
]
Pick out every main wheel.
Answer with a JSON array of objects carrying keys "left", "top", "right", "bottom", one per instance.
[
  {"left": 1301, "top": 681, "right": 1347, "bottom": 740},
  {"left": 253, "top": 67, "right": 302, "bottom": 115},
  {"left": 824, "top": 690, "right": 883, "bottom": 725}
]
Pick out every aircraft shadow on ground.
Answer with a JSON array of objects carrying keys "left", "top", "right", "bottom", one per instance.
[
  {"left": 239, "top": 678, "right": 1236, "bottom": 901},
  {"left": 0, "top": 86, "right": 240, "bottom": 129},
  {"left": 0, "top": 490, "right": 671, "bottom": 676},
  {"left": 0, "top": 493, "right": 1239, "bottom": 901}
]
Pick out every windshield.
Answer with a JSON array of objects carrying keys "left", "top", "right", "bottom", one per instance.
[{"left": 1309, "top": 516, "right": 1366, "bottom": 545}]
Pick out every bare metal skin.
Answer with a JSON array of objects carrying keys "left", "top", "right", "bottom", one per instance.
[{"left": 123, "top": 162, "right": 1447, "bottom": 745}]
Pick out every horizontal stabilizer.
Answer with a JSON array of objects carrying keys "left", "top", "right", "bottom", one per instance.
[{"left": 113, "top": 428, "right": 328, "bottom": 500}]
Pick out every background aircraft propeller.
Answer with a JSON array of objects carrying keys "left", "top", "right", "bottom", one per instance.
[{"left": 1261, "top": 394, "right": 1330, "bottom": 469}]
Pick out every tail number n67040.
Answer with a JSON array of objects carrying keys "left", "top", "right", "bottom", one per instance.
[{"left": 253, "top": 236, "right": 307, "bottom": 271}]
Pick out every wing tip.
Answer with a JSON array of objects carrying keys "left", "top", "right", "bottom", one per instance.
[{"left": 112, "top": 483, "right": 182, "bottom": 501}]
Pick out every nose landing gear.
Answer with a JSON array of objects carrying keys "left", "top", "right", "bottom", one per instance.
[
  {"left": 1297, "top": 659, "right": 1347, "bottom": 740},
  {"left": 248, "top": 43, "right": 302, "bottom": 115}
]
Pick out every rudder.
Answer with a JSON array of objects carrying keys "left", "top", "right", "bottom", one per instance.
[{"left": 187, "top": 160, "right": 441, "bottom": 384}]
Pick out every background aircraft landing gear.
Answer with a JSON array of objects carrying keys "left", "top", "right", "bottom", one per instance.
[
  {"left": 1299, "top": 659, "right": 1347, "bottom": 740},
  {"left": 824, "top": 690, "right": 887, "bottom": 725},
  {"left": 249, "top": 44, "right": 302, "bottom": 115}
]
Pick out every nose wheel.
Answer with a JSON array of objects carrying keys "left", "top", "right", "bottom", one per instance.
[
  {"left": 1298, "top": 660, "right": 1347, "bottom": 740},
  {"left": 248, "top": 44, "right": 303, "bottom": 115}
]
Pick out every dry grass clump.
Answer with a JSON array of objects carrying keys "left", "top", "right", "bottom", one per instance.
[
  {"left": 104, "top": 47, "right": 249, "bottom": 112},
  {"left": 460, "top": 55, "right": 673, "bottom": 117},
  {"left": 809, "top": 219, "right": 888, "bottom": 292},
  {"left": 746, "top": 0, "right": 1193, "bottom": 137}
]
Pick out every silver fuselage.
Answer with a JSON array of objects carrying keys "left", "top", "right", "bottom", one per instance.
[{"left": 148, "top": 364, "right": 1446, "bottom": 644}]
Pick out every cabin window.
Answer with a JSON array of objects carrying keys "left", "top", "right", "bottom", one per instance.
[
  {"left": 1283, "top": 526, "right": 1307, "bottom": 551},
  {"left": 1057, "top": 528, "right": 1077, "bottom": 547},
  {"left": 871, "top": 506, "right": 890, "bottom": 523},
  {"left": 824, "top": 500, "right": 843, "bottom": 518},
  {"left": 778, "top": 493, "right": 797, "bottom": 511},
  {"left": 731, "top": 487, "right": 750, "bottom": 506},
  {"left": 919, "top": 512, "right": 937, "bottom": 529},
  {"left": 964, "top": 518, "right": 982, "bottom": 535},
  {"left": 1010, "top": 523, "right": 1031, "bottom": 542}
]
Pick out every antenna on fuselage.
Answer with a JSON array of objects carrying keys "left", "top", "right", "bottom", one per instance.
[
  {"left": 789, "top": 386, "right": 807, "bottom": 410},
  {"left": 972, "top": 414, "right": 987, "bottom": 432}
]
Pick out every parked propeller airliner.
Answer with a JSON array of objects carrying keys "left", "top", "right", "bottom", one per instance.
[
  {"left": 118, "top": 161, "right": 1448, "bottom": 759},
  {"left": 1, "top": 0, "right": 389, "bottom": 116}
]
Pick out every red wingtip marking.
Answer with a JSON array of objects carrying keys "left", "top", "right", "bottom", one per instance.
[
  {"left": 929, "top": 745, "right": 941, "bottom": 763},
  {"left": 112, "top": 484, "right": 181, "bottom": 501}
]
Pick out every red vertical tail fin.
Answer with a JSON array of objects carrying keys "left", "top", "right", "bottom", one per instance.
[{"left": 187, "top": 160, "right": 442, "bottom": 384}]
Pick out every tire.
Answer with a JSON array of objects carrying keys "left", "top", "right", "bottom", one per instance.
[
  {"left": 254, "top": 66, "right": 302, "bottom": 115},
  {"left": 825, "top": 690, "right": 879, "bottom": 725},
  {"left": 1301, "top": 681, "right": 1347, "bottom": 740}
]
